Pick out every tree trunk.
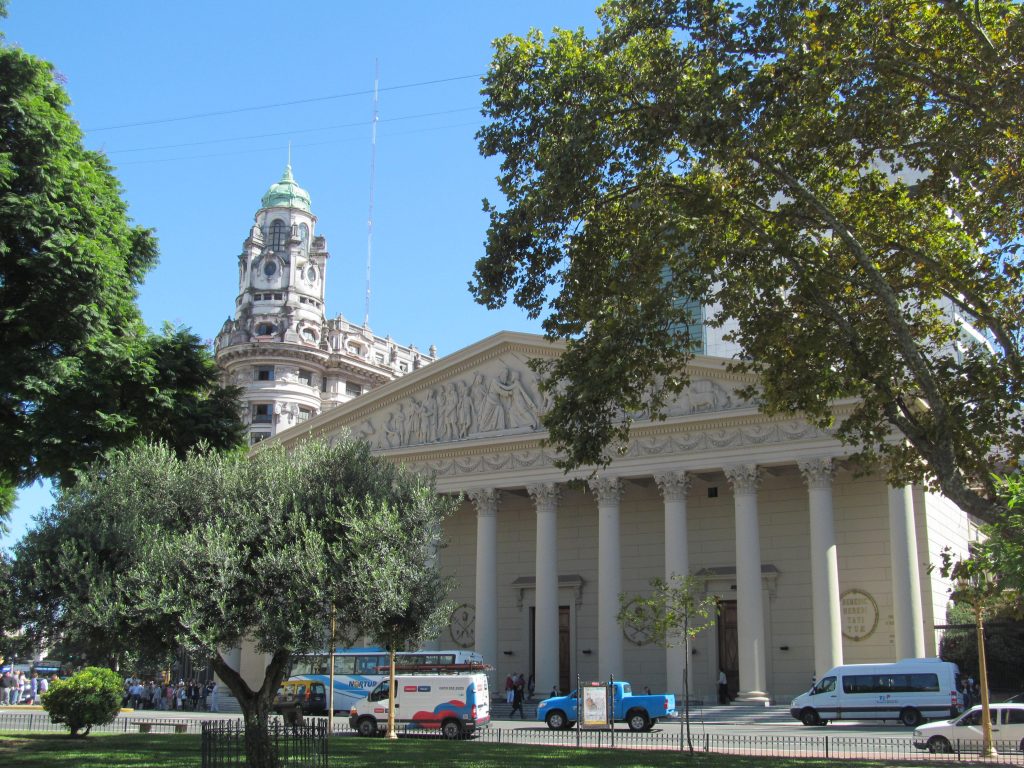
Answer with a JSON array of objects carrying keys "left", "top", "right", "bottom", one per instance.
[
  {"left": 241, "top": 706, "right": 277, "bottom": 768},
  {"left": 211, "top": 647, "right": 291, "bottom": 768}
]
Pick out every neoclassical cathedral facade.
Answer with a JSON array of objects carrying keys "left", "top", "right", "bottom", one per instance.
[{"left": 225, "top": 170, "right": 976, "bottom": 705}]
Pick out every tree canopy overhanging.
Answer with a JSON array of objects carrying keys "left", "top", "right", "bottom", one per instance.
[
  {"left": 0, "top": 39, "right": 245, "bottom": 511},
  {"left": 474, "top": 0, "right": 1023, "bottom": 524}
]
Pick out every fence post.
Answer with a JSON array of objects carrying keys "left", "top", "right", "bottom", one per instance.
[{"left": 824, "top": 735, "right": 829, "bottom": 759}]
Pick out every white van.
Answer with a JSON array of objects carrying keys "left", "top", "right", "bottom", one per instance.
[
  {"left": 349, "top": 673, "right": 490, "bottom": 739},
  {"left": 790, "top": 658, "right": 962, "bottom": 727}
]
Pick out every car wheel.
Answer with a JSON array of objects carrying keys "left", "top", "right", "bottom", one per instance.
[
  {"left": 356, "top": 717, "right": 377, "bottom": 738},
  {"left": 900, "top": 708, "right": 923, "bottom": 728},
  {"left": 441, "top": 719, "right": 463, "bottom": 740},
  {"left": 927, "top": 736, "right": 952, "bottom": 754},
  {"left": 627, "top": 711, "right": 650, "bottom": 732},
  {"left": 800, "top": 708, "right": 820, "bottom": 727},
  {"left": 545, "top": 710, "right": 567, "bottom": 730}
]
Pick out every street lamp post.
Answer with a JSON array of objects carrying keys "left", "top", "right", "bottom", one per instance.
[
  {"left": 974, "top": 600, "right": 997, "bottom": 758},
  {"left": 327, "top": 612, "right": 336, "bottom": 736}
]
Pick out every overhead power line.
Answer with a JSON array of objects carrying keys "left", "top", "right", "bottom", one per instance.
[
  {"left": 106, "top": 107, "right": 477, "bottom": 155},
  {"left": 111, "top": 120, "right": 481, "bottom": 167},
  {"left": 85, "top": 73, "right": 484, "bottom": 133}
]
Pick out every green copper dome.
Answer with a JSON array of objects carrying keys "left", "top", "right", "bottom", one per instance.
[{"left": 261, "top": 165, "right": 311, "bottom": 212}]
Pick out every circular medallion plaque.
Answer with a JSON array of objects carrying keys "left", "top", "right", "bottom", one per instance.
[
  {"left": 840, "top": 589, "right": 879, "bottom": 641},
  {"left": 621, "top": 599, "right": 656, "bottom": 646},
  {"left": 449, "top": 603, "right": 476, "bottom": 648}
]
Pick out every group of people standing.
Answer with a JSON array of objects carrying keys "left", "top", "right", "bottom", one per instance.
[
  {"left": 0, "top": 670, "right": 51, "bottom": 705},
  {"left": 962, "top": 675, "right": 981, "bottom": 708},
  {"left": 504, "top": 672, "right": 534, "bottom": 719},
  {"left": 122, "top": 677, "right": 218, "bottom": 712}
]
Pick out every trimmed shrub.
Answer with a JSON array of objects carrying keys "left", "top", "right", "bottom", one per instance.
[{"left": 42, "top": 666, "right": 122, "bottom": 736}]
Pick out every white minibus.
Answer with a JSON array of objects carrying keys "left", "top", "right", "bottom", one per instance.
[{"left": 790, "top": 658, "right": 963, "bottom": 727}]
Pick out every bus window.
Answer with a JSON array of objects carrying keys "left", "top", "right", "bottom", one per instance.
[{"left": 356, "top": 655, "right": 385, "bottom": 674}]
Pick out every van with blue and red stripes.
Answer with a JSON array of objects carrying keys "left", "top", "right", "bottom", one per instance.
[{"left": 349, "top": 673, "right": 490, "bottom": 739}]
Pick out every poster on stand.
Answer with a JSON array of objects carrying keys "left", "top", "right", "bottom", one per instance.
[{"left": 581, "top": 683, "right": 610, "bottom": 728}]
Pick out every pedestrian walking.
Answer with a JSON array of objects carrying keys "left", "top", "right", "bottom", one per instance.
[
  {"left": 718, "top": 669, "right": 730, "bottom": 705},
  {"left": 510, "top": 679, "right": 526, "bottom": 719}
]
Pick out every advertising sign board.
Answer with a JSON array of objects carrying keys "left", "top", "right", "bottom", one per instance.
[{"left": 580, "top": 683, "right": 610, "bottom": 728}]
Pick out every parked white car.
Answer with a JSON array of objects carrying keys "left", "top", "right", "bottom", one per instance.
[{"left": 912, "top": 703, "right": 1024, "bottom": 753}]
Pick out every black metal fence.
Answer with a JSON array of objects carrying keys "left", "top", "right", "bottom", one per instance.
[
  {"left": 200, "top": 719, "right": 327, "bottom": 768},
  {"left": 4, "top": 709, "right": 1024, "bottom": 765},
  {"left": 0, "top": 710, "right": 221, "bottom": 734},
  {"left": 465, "top": 727, "right": 1024, "bottom": 763}
]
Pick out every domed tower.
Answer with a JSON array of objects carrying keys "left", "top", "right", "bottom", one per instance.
[{"left": 216, "top": 166, "right": 436, "bottom": 444}]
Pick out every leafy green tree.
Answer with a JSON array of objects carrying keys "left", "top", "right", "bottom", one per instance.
[
  {"left": 0, "top": 34, "right": 244, "bottom": 516},
  {"left": 41, "top": 666, "right": 122, "bottom": 737},
  {"left": 618, "top": 574, "right": 715, "bottom": 749},
  {"left": 0, "top": 551, "right": 31, "bottom": 665},
  {"left": 345, "top": 502, "right": 455, "bottom": 737},
  {"left": 16, "top": 437, "right": 454, "bottom": 768},
  {"left": 474, "top": 0, "right": 1023, "bottom": 525},
  {"left": 940, "top": 601, "right": 1024, "bottom": 695}
]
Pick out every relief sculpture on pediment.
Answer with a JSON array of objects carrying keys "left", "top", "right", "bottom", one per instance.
[
  {"left": 665, "top": 379, "right": 740, "bottom": 416},
  {"left": 368, "top": 364, "right": 544, "bottom": 449}
]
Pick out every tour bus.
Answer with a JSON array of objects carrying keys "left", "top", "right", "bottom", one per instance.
[
  {"left": 791, "top": 658, "right": 963, "bottom": 727},
  {"left": 349, "top": 672, "right": 490, "bottom": 739},
  {"left": 285, "top": 647, "right": 487, "bottom": 714}
]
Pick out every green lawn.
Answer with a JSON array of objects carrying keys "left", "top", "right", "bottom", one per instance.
[{"left": 0, "top": 732, "right": 917, "bottom": 768}]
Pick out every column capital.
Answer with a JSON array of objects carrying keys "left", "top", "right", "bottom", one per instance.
[
  {"left": 589, "top": 476, "right": 622, "bottom": 505},
  {"left": 798, "top": 458, "right": 834, "bottom": 490},
  {"left": 724, "top": 464, "right": 760, "bottom": 495},
  {"left": 528, "top": 482, "right": 560, "bottom": 512},
  {"left": 468, "top": 488, "right": 499, "bottom": 517},
  {"left": 655, "top": 471, "right": 690, "bottom": 502}
]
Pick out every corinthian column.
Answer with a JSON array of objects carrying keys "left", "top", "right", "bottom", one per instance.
[
  {"left": 529, "top": 482, "right": 560, "bottom": 694},
  {"left": 469, "top": 488, "right": 499, "bottom": 677},
  {"left": 888, "top": 484, "right": 925, "bottom": 658},
  {"left": 590, "top": 476, "right": 623, "bottom": 681},
  {"left": 724, "top": 464, "right": 768, "bottom": 703},
  {"left": 798, "top": 459, "right": 843, "bottom": 676},
  {"left": 656, "top": 471, "right": 691, "bottom": 697}
]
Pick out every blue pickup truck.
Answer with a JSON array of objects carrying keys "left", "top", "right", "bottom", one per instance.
[{"left": 536, "top": 681, "right": 676, "bottom": 731}]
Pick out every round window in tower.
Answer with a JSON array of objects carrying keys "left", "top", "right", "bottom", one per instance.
[
  {"left": 302, "top": 328, "right": 318, "bottom": 344},
  {"left": 263, "top": 260, "right": 278, "bottom": 277},
  {"left": 305, "top": 266, "right": 317, "bottom": 283}
]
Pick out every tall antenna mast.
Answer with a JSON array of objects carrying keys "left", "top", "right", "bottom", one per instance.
[{"left": 364, "top": 60, "right": 379, "bottom": 328}]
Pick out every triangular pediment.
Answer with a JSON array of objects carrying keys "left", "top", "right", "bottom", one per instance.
[{"left": 273, "top": 331, "right": 763, "bottom": 455}]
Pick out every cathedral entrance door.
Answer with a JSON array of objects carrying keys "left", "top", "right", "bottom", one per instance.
[{"left": 717, "top": 600, "right": 739, "bottom": 700}]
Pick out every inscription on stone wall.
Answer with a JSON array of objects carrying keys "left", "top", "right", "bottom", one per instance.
[{"left": 840, "top": 589, "right": 879, "bottom": 641}]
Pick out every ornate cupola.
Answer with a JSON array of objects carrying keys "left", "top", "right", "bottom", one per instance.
[
  {"left": 227, "top": 165, "right": 328, "bottom": 347},
  {"left": 214, "top": 165, "right": 438, "bottom": 445}
]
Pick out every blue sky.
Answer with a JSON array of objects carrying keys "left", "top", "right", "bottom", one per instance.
[{"left": 1, "top": 0, "right": 600, "bottom": 548}]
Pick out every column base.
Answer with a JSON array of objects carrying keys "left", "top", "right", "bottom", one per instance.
[{"left": 734, "top": 691, "right": 771, "bottom": 705}]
